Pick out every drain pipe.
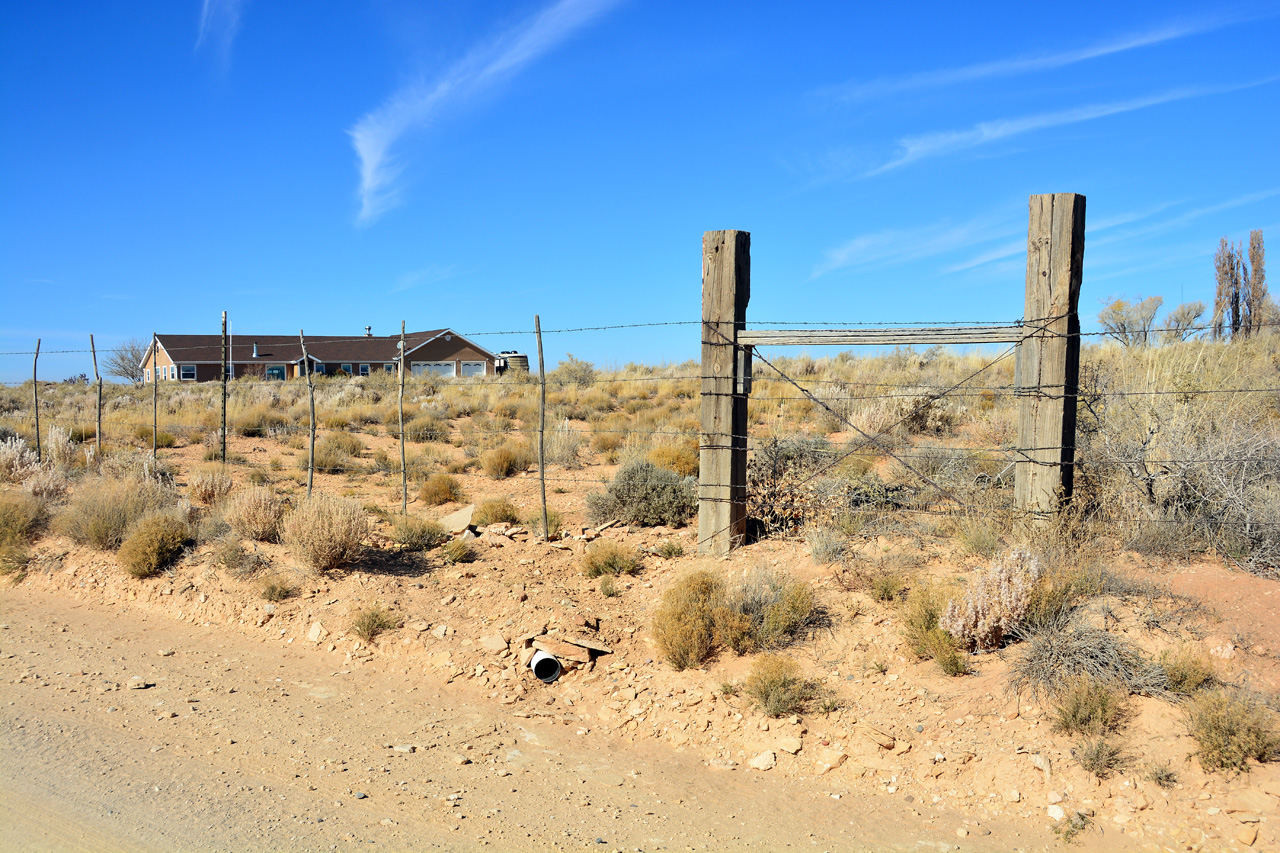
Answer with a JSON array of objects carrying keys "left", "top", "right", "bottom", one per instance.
[{"left": 528, "top": 650, "right": 562, "bottom": 684}]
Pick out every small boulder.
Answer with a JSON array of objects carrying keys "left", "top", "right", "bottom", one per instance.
[
  {"left": 748, "top": 751, "right": 777, "bottom": 771},
  {"left": 440, "top": 505, "right": 475, "bottom": 533}
]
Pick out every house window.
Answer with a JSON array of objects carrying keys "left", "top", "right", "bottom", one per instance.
[
  {"left": 180, "top": 365, "right": 196, "bottom": 381},
  {"left": 145, "top": 368, "right": 151, "bottom": 382},
  {"left": 340, "top": 364, "right": 353, "bottom": 376},
  {"left": 460, "top": 361, "right": 486, "bottom": 377},
  {"left": 314, "top": 363, "right": 325, "bottom": 375},
  {"left": 359, "top": 364, "right": 370, "bottom": 376},
  {"left": 383, "top": 363, "right": 395, "bottom": 373},
  {"left": 411, "top": 361, "right": 455, "bottom": 378},
  {"left": 265, "top": 365, "right": 286, "bottom": 381}
]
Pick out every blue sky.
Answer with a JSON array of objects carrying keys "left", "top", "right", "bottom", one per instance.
[{"left": 2, "top": 1, "right": 1278, "bottom": 382}]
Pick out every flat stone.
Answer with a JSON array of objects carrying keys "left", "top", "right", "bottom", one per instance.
[
  {"left": 1227, "top": 789, "right": 1277, "bottom": 814},
  {"left": 450, "top": 754, "right": 471, "bottom": 766},
  {"left": 392, "top": 744, "right": 415, "bottom": 753},
  {"left": 531, "top": 637, "right": 592, "bottom": 664},
  {"left": 408, "top": 621, "right": 429, "bottom": 632},
  {"left": 440, "top": 505, "right": 474, "bottom": 533},
  {"left": 480, "top": 634, "right": 509, "bottom": 653},
  {"left": 815, "top": 750, "right": 846, "bottom": 775},
  {"left": 1047, "top": 805, "right": 1066, "bottom": 822},
  {"left": 1047, "top": 791, "right": 1063, "bottom": 804},
  {"left": 432, "top": 624, "right": 448, "bottom": 639},
  {"left": 748, "top": 751, "right": 776, "bottom": 771},
  {"left": 777, "top": 737, "right": 803, "bottom": 755},
  {"left": 1005, "top": 789, "right": 1021, "bottom": 803},
  {"left": 1236, "top": 826, "right": 1258, "bottom": 847},
  {"left": 127, "top": 676, "right": 153, "bottom": 689},
  {"left": 307, "top": 621, "right": 329, "bottom": 643}
]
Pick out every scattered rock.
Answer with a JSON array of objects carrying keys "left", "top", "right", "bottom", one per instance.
[
  {"left": 159, "top": 649, "right": 174, "bottom": 657},
  {"left": 1236, "top": 826, "right": 1258, "bottom": 847},
  {"left": 127, "top": 677, "right": 153, "bottom": 690},
  {"left": 748, "top": 751, "right": 776, "bottom": 771},
  {"left": 777, "top": 736, "right": 803, "bottom": 755},
  {"left": 432, "top": 624, "right": 448, "bottom": 639},
  {"left": 354, "top": 792, "right": 368, "bottom": 799},
  {"left": 451, "top": 754, "right": 471, "bottom": 766},
  {"left": 1227, "top": 789, "right": 1277, "bottom": 815},
  {"left": 380, "top": 818, "right": 396, "bottom": 826},
  {"left": 440, "top": 505, "right": 474, "bottom": 534},
  {"left": 1047, "top": 805, "right": 1066, "bottom": 822},
  {"left": 480, "top": 634, "right": 509, "bottom": 653},
  {"left": 1047, "top": 791, "right": 1063, "bottom": 804},
  {"left": 393, "top": 744, "right": 415, "bottom": 753},
  {"left": 307, "top": 621, "right": 329, "bottom": 643},
  {"left": 1005, "top": 789, "right": 1021, "bottom": 803}
]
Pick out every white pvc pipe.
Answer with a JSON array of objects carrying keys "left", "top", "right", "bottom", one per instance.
[{"left": 529, "top": 649, "right": 561, "bottom": 684}]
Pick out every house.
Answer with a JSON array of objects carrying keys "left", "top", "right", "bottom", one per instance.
[{"left": 140, "top": 328, "right": 502, "bottom": 383}]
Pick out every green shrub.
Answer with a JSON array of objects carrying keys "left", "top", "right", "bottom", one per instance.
[
  {"left": 1185, "top": 688, "right": 1280, "bottom": 773},
  {"left": 419, "top": 473, "right": 464, "bottom": 506},
  {"left": 580, "top": 540, "right": 640, "bottom": 578},
  {"left": 224, "top": 487, "right": 284, "bottom": 542},
  {"left": 392, "top": 517, "right": 448, "bottom": 551},
  {"left": 282, "top": 496, "right": 368, "bottom": 572},
  {"left": 56, "top": 478, "right": 174, "bottom": 550},
  {"left": 1160, "top": 646, "right": 1215, "bottom": 695},
  {"left": 404, "top": 415, "right": 449, "bottom": 443},
  {"left": 351, "top": 605, "right": 397, "bottom": 642},
  {"left": 921, "top": 629, "right": 970, "bottom": 676},
  {"left": 653, "top": 569, "right": 724, "bottom": 670},
  {"left": 479, "top": 442, "right": 534, "bottom": 478},
  {"left": 712, "top": 566, "right": 815, "bottom": 654},
  {"left": 1052, "top": 675, "right": 1126, "bottom": 736},
  {"left": 213, "top": 537, "right": 267, "bottom": 578},
  {"left": 526, "top": 509, "right": 563, "bottom": 539},
  {"left": 473, "top": 497, "right": 520, "bottom": 526},
  {"left": 260, "top": 578, "right": 296, "bottom": 602},
  {"left": 743, "top": 654, "right": 816, "bottom": 717},
  {"left": 0, "top": 492, "right": 45, "bottom": 545},
  {"left": 1072, "top": 738, "right": 1124, "bottom": 779},
  {"left": 586, "top": 461, "right": 696, "bottom": 527},
  {"left": 116, "top": 513, "right": 188, "bottom": 578}
]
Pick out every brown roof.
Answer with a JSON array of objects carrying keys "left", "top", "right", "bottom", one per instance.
[{"left": 150, "top": 329, "right": 493, "bottom": 365}]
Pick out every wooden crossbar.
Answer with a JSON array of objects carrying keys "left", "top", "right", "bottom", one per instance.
[{"left": 737, "top": 326, "right": 1024, "bottom": 347}]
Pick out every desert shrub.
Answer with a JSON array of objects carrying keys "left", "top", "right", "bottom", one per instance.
[
  {"left": 1160, "top": 646, "right": 1215, "bottom": 695},
  {"left": 392, "top": 517, "right": 448, "bottom": 551},
  {"left": 656, "top": 539, "right": 684, "bottom": 559},
  {"left": 224, "top": 487, "right": 284, "bottom": 542},
  {"left": 1005, "top": 615, "right": 1167, "bottom": 701},
  {"left": 68, "top": 425, "right": 96, "bottom": 443},
  {"left": 552, "top": 353, "right": 596, "bottom": 388},
  {"left": 480, "top": 442, "right": 534, "bottom": 478},
  {"left": 653, "top": 569, "right": 725, "bottom": 670},
  {"left": 234, "top": 405, "right": 287, "bottom": 437},
  {"left": 581, "top": 540, "right": 640, "bottom": 578},
  {"left": 0, "top": 492, "right": 45, "bottom": 545},
  {"left": 116, "top": 513, "right": 188, "bottom": 578},
  {"left": 900, "top": 584, "right": 946, "bottom": 658},
  {"left": 441, "top": 538, "right": 476, "bottom": 565},
  {"left": 1052, "top": 675, "right": 1126, "bottom": 736},
  {"left": 188, "top": 470, "right": 233, "bottom": 505},
  {"left": 870, "top": 572, "right": 906, "bottom": 602},
  {"left": 590, "top": 428, "right": 624, "bottom": 453},
  {"left": 713, "top": 566, "right": 815, "bottom": 654},
  {"left": 24, "top": 467, "right": 69, "bottom": 501},
  {"left": 133, "top": 427, "right": 176, "bottom": 448},
  {"left": 213, "top": 538, "right": 266, "bottom": 577},
  {"left": 0, "top": 437, "right": 40, "bottom": 483},
  {"left": 924, "top": 630, "right": 971, "bottom": 676},
  {"left": 1072, "top": 738, "right": 1124, "bottom": 779},
  {"left": 418, "top": 473, "right": 464, "bottom": 506},
  {"left": 473, "top": 497, "right": 520, "bottom": 527},
  {"left": 955, "top": 515, "right": 1002, "bottom": 558},
  {"left": 599, "top": 574, "right": 619, "bottom": 597},
  {"left": 1144, "top": 760, "right": 1178, "bottom": 789},
  {"left": 404, "top": 415, "right": 449, "bottom": 443},
  {"left": 0, "top": 542, "right": 29, "bottom": 578},
  {"left": 351, "top": 605, "right": 397, "bottom": 642},
  {"left": 1184, "top": 688, "right": 1280, "bottom": 773},
  {"left": 310, "top": 433, "right": 364, "bottom": 474},
  {"left": 56, "top": 477, "right": 174, "bottom": 550},
  {"left": 940, "top": 551, "right": 1042, "bottom": 650},
  {"left": 282, "top": 496, "right": 368, "bottom": 572},
  {"left": 44, "top": 425, "right": 78, "bottom": 469},
  {"left": 647, "top": 443, "right": 698, "bottom": 478},
  {"left": 586, "top": 461, "right": 696, "bottom": 527},
  {"left": 526, "top": 508, "right": 563, "bottom": 539},
  {"left": 743, "top": 654, "right": 816, "bottom": 717},
  {"left": 260, "top": 578, "right": 296, "bottom": 602},
  {"left": 545, "top": 419, "right": 583, "bottom": 469},
  {"left": 746, "top": 436, "right": 834, "bottom": 535},
  {"left": 805, "top": 526, "right": 847, "bottom": 564}
]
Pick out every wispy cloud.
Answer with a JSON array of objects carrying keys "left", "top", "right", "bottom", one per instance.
[
  {"left": 1089, "top": 187, "right": 1280, "bottom": 247},
  {"left": 196, "top": 0, "right": 247, "bottom": 64},
  {"left": 867, "top": 78, "right": 1278, "bottom": 176},
  {"left": 390, "top": 263, "right": 464, "bottom": 294},
  {"left": 824, "top": 11, "right": 1274, "bottom": 102},
  {"left": 812, "top": 213, "right": 1020, "bottom": 279},
  {"left": 350, "top": 0, "right": 620, "bottom": 225}
]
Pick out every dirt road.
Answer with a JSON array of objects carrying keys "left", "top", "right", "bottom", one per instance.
[{"left": 0, "top": 588, "right": 1069, "bottom": 853}]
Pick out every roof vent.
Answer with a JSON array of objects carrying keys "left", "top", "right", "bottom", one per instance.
[
  {"left": 365, "top": 325, "right": 372, "bottom": 337},
  {"left": 252, "top": 341, "right": 259, "bottom": 358}
]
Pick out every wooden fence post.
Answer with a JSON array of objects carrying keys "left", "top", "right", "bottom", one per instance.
[
  {"left": 535, "top": 315, "right": 549, "bottom": 542},
  {"left": 398, "top": 321, "right": 407, "bottom": 515},
  {"left": 221, "top": 312, "right": 228, "bottom": 465},
  {"left": 151, "top": 332, "right": 158, "bottom": 461},
  {"left": 698, "top": 230, "right": 750, "bottom": 555},
  {"left": 300, "top": 330, "right": 316, "bottom": 499},
  {"left": 32, "top": 339, "right": 41, "bottom": 463},
  {"left": 1016, "top": 193, "right": 1085, "bottom": 519},
  {"left": 90, "top": 335, "right": 102, "bottom": 460}
]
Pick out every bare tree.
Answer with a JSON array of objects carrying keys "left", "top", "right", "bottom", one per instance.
[
  {"left": 1099, "top": 295, "right": 1163, "bottom": 347},
  {"left": 1160, "top": 301, "right": 1206, "bottom": 344},
  {"left": 1247, "top": 229, "right": 1267, "bottom": 335},
  {"left": 104, "top": 337, "right": 148, "bottom": 384}
]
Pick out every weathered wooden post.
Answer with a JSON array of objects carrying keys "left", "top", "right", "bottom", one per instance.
[
  {"left": 1015, "top": 193, "right": 1085, "bottom": 519},
  {"left": 698, "top": 230, "right": 750, "bottom": 555},
  {"left": 90, "top": 334, "right": 102, "bottom": 460}
]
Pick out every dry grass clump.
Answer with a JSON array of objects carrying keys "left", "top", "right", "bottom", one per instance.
[
  {"left": 24, "top": 467, "right": 70, "bottom": 501},
  {"left": 479, "top": 442, "right": 534, "bottom": 479},
  {"left": 473, "top": 497, "right": 520, "bottom": 527},
  {"left": 743, "top": 654, "right": 817, "bottom": 717},
  {"left": 0, "top": 542, "right": 30, "bottom": 578},
  {"left": 392, "top": 516, "right": 448, "bottom": 551},
  {"left": 282, "top": 496, "right": 368, "bottom": 572},
  {"left": 260, "top": 577, "right": 296, "bottom": 601},
  {"left": 647, "top": 443, "right": 698, "bottom": 477},
  {"left": 656, "top": 539, "right": 684, "bottom": 559},
  {"left": 55, "top": 477, "right": 174, "bottom": 550},
  {"left": 133, "top": 426, "right": 177, "bottom": 448},
  {"left": 899, "top": 585, "right": 970, "bottom": 676},
  {"left": 351, "top": 605, "right": 397, "bottom": 642},
  {"left": 213, "top": 538, "right": 268, "bottom": 578},
  {"left": 0, "top": 492, "right": 45, "bottom": 546},
  {"left": 418, "top": 473, "right": 464, "bottom": 506},
  {"left": 545, "top": 419, "right": 583, "bottom": 469},
  {"left": 804, "top": 526, "right": 847, "bottom": 564},
  {"left": 224, "top": 487, "right": 284, "bottom": 542},
  {"left": 404, "top": 415, "right": 449, "bottom": 443},
  {"left": 653, "top": 569, "right": 724, "bottom": 670},
  {"left": 580, "top": 540, "right": 640, "bottom": 578},
  {"left": 1160, "top": 646, "right": 1216, "bottom": 695},
  {"left": 116, "top": 513, "right": 188, "bottom": 579},
  {"left": 1052, "top": 675, "right": 1126, "bottom": 736},
  {"left": 0, "top": 437, "right": 40, "bottom": 483},
  {"left": 188, "top": 469, "right": 233, "bottom": 505},
  {"left": 1144, "top": 760, "right": 1179, "bottom": 789},
  {"left": 441, "top": 538, "right": 476, "bottom": 565},
  {"left": 525, "top": 508, "right": 563, "bottom": 539},
  {"left": 1005, "top": 615, "right": 1166, "bottom": 701},
  {"left": 1184, "top": 688, "right": 1280, "bottom": 773},
  {"left": 310, "top": 433, "right": 365, "bottom": 474},
  {"left": 586, "top": 461, "right": 696, "bottom": 527},
  {"left": 940, "top": 552, "right": 1042, "bottom": 650},
  {"left": 233, "top": 405, "right": 287, "bottom": 437},
  {"left": 713, "top": 566, "right": 816, "bottom": 654},
  {"left": 1072, "top": 737, "right": 1125, "bottom": 779}
]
